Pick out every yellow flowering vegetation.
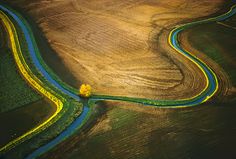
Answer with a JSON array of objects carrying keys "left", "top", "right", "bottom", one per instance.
[
  {"left": 0, "top": 10, "right": 63, "bottom": 152},
  {"left": 79, "top": 84, "right": 92, "bottom": 97}
]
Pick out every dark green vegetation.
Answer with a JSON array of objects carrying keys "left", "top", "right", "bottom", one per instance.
[
  {"left": 44, "top": 102, "right": 236, "bottom": 159},
  {"left": 185, "top": 15, "right": 236, "bottom": 86},
  {"left": 0, "top": 23, "right": 40, "bottom": 113},
  {"left": 4, "top": 100, "right": 82, "bottom": 159},
  {"left": 0, "top": 21, "right": 57, "bottom": 156},
  {"left": 0, "top": 22, "right": 57, "bottom": 154},
  {"left": 0, "top": 99, "right": 54, "bottom": 148},
  {"left": 222, "top": 12, "right": 236, "bottom": 28},
  {"left": 0, "top": 7, "right": 84, "bottom": 158}
]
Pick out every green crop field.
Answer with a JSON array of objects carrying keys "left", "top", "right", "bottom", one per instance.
[
  {"left": 0, "top": 16, "right": 84, "bottom": 158},
  {"left": 0, "top": 99, "right": 54, "bottom": 147},
  {"left": 0, "top": 24, "right": 41, "bottom": 113},
  {"left": 0, "top": 23, "right": 56, "bottom": 149}
]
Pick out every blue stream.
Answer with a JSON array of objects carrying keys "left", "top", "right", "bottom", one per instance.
[
  {"left": 0, "top": 5, "right": 90, "bottom": 159},
  {"left": 26, "top": 106, "right": 90, "bottom": 159},
  {"left": 1, "top": 3, "right": 236, "bottom": 159},
  {"left": 0, "top": 5, "right": 80, "bottom": 100},
  {"left": 170, "top": 5, "right": 236, "bottom": 106}
]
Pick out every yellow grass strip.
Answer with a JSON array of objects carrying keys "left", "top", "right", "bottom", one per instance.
[{"left": 0, "top": 10, "right": 63, "bottom": 153}]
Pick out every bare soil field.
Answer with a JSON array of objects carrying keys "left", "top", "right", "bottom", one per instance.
[{"left": 4, "top": 0, "right": 224, "bottom": 100}]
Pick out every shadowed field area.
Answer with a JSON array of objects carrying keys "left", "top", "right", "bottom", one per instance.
[
  {"left": 42, "top": 101, "right": 236, "bottom": 159},
  {"left": 0, "top": 99, "right": 55, "bottom": 148}
]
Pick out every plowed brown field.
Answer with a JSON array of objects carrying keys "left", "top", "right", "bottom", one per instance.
[{"left": 5, "top": 0, "right": 224, "bottom": 100}]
